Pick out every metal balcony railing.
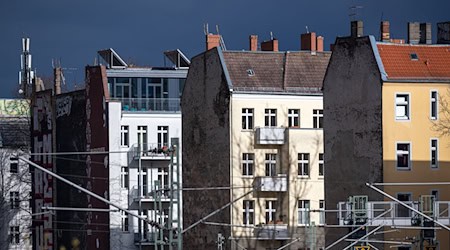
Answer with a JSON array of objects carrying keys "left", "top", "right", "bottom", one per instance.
[
  {"left": 254, "top": 224, "right": 289, "bottom": 240},
  {"left": 110, "top": 98, "right": 180, "bottom": 112},
  {"left": 128, "top": 143, "right": 172, "bottom": 160},
  {"left": 255, "top": 127, "right": 285, "bottom": 145},
  {"left": 131, "top": 185, "right": 172, "bottom": 200},
  {"left": 253, "top": 174, "right": 287, "bottom": 192}
]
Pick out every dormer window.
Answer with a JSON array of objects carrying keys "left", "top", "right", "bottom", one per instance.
[
  {"left": 410, "top": 53, "right": 419, "bottom": 60},
  {"left": 247, "top": 69, "right": 255, "bottom": 76}
]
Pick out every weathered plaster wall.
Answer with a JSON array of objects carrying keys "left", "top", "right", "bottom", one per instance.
[
  {"left": 182, "top": 48, "right": 231, "bottom": 249},
  {"left": 323, "top": 36, "right": 384, "bottom": 248}
]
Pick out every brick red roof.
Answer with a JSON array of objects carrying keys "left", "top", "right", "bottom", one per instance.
[
  {"left": 377, "top": 43, "right": 450, "bottom": 81},
  {"left": 222, "top": 51, "right": 330, "bottom": 93}
]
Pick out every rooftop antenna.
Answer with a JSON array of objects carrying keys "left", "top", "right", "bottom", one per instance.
[
  {"left": 348, "top": 5, "right": 363, "bottom": 21},
  {"left": 203, "top": 23, "right": 209, "bottom": 35},
  {"left": 305, "top": 26, "right": 310, "bottom": 34},
  {"left": 270, "top": 31, "right": 274, "bottom": 40},
  {"left": 215, "top": 24, "right": 220, "bottom": 34},
  {"left": 19, "top": 37, "right": 35, "bottom": 97}
]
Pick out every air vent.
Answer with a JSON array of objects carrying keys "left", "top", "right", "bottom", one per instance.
[
  {"left": 410, "top": 53, "right": 419, "bottom": 60},
  {"left": 247, "top": 69, "right": 255, "bottom": 76}
]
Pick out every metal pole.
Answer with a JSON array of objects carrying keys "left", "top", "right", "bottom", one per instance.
[
  {"left": 276, "top": 238, "right": 301, "bottom": 250},
  {"left": 182, "top": 188, "right": 256, "bottom": 234},
  {"left": 42, "top": 206, "right": 119, "bottom": 212},
  {"left": 366, "top": 183, "right": 450, "bottom": 232},
  {"left": 325, "top": 208, "right": 392, "bottom": 249},
  {"left": 20, "top": 157, "right": 161, "bottom": 228},
  {"left": 343, "top": 224, "right": 384, "bottom": 250},
  {"left": 372, "top": 182, "right": 450, "bottom": 186}
]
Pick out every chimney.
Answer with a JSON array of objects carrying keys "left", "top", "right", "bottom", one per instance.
[
  {"left": 206, "top": 34, "right": 221, "bottom": 51},
  {"left": 261, "top": 39, "right": 279, "bottom": 52},
  {"left": 420, "top": 22, "right": 432, "bottom": 44},
  {"left": 351, "top": 21, "right": 364, "bottom": 38},
  {"left": 301, "top": 32, "right": 317, "bottom": 51},
  {"left": 408, "top": 22, "right": 420, "bottom": 44},
  {"left": 437, "top": 21, "right": 450, "bottom": 44},
  {"left": 54, "top": 67, "right": 62, "bottom": 95},
  {"left": 249, "top": 35, "right": 258, "bottom": 51},
  {"left": 316, "top": 36, "right": 324, "bottom": 52},
  {"left": 380, "top": 21, "right": 390, "bottom": 42}
]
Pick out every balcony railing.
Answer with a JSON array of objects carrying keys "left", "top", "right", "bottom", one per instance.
[
  {"left": 254, "top": 174, "right": 287, "bottom": 192},
  {"left": 109, "top": 98, "right": 180, "bottom": 112},
  {"left": 255, "top": 127, "right": 285, "bottom": 145},
  {"left": 131, "top": 185, "right": 172, "bottom": 201},
  {"left": 128, "top": 143, "right": 172, "bottom": 160},
  {"left": 254, "top": 224, "right": 289, "bottom": 240}
]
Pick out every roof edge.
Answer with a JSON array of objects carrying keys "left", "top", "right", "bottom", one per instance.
[
  {"left": 369, "top": 35, "right": 388, "bottom": 82},
  {"left": 217, "top": 47, "right": 234, "bottom": 91}
]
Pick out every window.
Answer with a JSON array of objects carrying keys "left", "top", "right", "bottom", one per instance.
[
  {"left": 298, "top": 200, "right": 310, "bottom": 225},
  {"left": 242, "top": 108, "right": 254, "bottom": 130},
  {"left": 288, "top": 109, "right": 300, "bottom": 127},
  {"left": 158, "top": 168, "right": 169, "bottom": 197},
  {"left": 9, "top": 226, "right": 19, "bottom": 244},
  {"left": 397, "top": 143, "right": 411, "bottom": 170},
  {"left": 265, "top": 200, "right": 277, "bottom": 223},
  {"left": 395, "top": 94, "right": 410, "bottom": 120},
  {"left": 120, "top": 126, "right": 129, "bottom": 147},
  {"left": 265, "top": 154, "right": 277, "bottom": 176},
  {"left": 121, "top": 167, "right": 129, "bottom": 189},
  {"left": 431, "top": 91, "right": 438, "bottom": 120},
  {"left": 431, "top": 190, "right": 439, "bottom": 201},
  {"left": 242, "top": 153, "right": 254, "bottom": 176},
  {"left": 10, "top": 192, "right": 19, "bottom": 209},
  {"left": 319, "top": 200, "right": 325, "bottom": 225},
  {"left": 313, "top": 109, "right": 323, "bottom": 128},
  {"left": 137, "top": 126, "right": 148, "bottom": 150},
  {"left": 318, "top": 153, "right": 324, "bottom": 176},
  {"left": 157, "top": 126, "right": 169, "bottom": 148},
  {"left": 264, "top": 109, "right": 277, "bottom": 127},
  {"left": 396, "top": 193, "right": 411, "bottom": 217},
  {"left": 10, "top": 157, "right": 18, "bottom": 173},
  {"left": 121, "top": 211, "right": 129, "bottom": 232},
  {"left": 243, "top": 200, "right": 254, "bottom": 225},
  {"left": 298, "top": 153, "right": 309, "bottom": 176},
  {"left": 431, "top": 139, "right": 438, "bottom": 169}
]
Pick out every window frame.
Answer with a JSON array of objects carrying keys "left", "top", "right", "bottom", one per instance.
[
  {"left": 265, "top": 153, "right": 277, "bottom": 177},
  {"left": 10, "top": 157, "right": 18, "bottom": 173},
  {"left": 318, "top": 153, "right": 324, "bottom": 176},
  {"left": 9, "top": 226, "right": 20, "bottom": 244},
  {"left": 157, "top": 126, "right": 169, "bottom": 148},
  {"left": 313, "top": 109, "right": 323, "bottom": 128},
  {"left": 298, "top": 153, "right": 310, "bottom": 177},
  {"left": 120, "top": 167, "right": 129, "bottom": 189},
  {"left": 242, "top": 108, "right": 254, "bottom": 130},
  {"left": 10, "top": 192, "right": 20, "bottom": 209},
  {"left": 121, "top": 211, "right": 129, "bottom": 232},
  {"left": 264, "top": 109, "right": 277, "bottom": 127},
  {"left": 288, "top": 109, "right": 300, "bottom": 128},
  {"left": 243, "top": 200, "right": 255, "bottom": 225},
  {"left": 431, "top": 138, "right": 438, "bottom": 169},
  {"left": 395, "top": 93, "right": 411, "bottom": 121},
  {"left": 265, "top": 200, "right": 278, "bottom": 223},
  {"left": 120, "top": 125, "right": 129, "bottom": 147},
  {"left": 319, "top": 200, "right": 325, "bottom": 225},
  {"left": 242, "top": 153, "right": 254, "bottom": 176},
  {"left": 430, "top": 90, "right": 438, "bottom": 120},
  {"left": 298, "top": 200, "right": 310, "bottom": 226},
  {"left": 396, "top": 142, "right": 411, "bottom": 171}
]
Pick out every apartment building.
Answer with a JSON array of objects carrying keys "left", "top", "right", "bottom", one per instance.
[
  {"left": 0, "top": 99, "right": 31, "bottom": 250},
  {"left": 323, "top": 21, "right": 450, "bottom": 249},
  {"left": 182, "top": 34, "right": 330, "bottom": 249},
  {"left": 99, "top": 48, "right": 187, "bottom": 249}
]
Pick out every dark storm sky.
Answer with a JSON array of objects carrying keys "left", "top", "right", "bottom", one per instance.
[{"left": 1, "top": 0, "right": 449, "bottom": 98}]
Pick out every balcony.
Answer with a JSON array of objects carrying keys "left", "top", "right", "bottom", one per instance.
[
  {"left": 254, "top": 175, "right": 287, "bottom": 192},
  {"left": 128, "top": 143, "right": 172, "bottom": 161},
  {"left": 131, "top": 185, "right": 172, "bottom": 202},
  {"left": 254, "top": 224, "right": 289, "bottom": 240},
  {"left": 109, "top": 98, "right": 180, "bottom": 112},
  {"left": 255, "top": 127, "right": 285, "bottom": 145}
]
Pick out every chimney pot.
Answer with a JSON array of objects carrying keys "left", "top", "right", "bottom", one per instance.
[
  {"left": 301, "top": 32, "right": 317, "bottom": 51},
  {"left": 420, "top": 22, "right": 432, "bottom": 44},
  {"left": 206, "top": 34, "right": 221, "bottom": 51},
  {"left": 249, "top": 35, "right": 258, "bottom": 51},
  {"left": 408, "top": 22, "right": 421, "bottom": 44},
  {"left": 380, "top": 21, "right": 390, "bottom": 42},
  {"left": 316, "top": 36, "right": 324, "bottom": 52},
  {"left": 351, "top": 21, "right": 364, "bottom": 38}
]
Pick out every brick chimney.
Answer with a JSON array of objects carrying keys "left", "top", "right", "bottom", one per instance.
[
  {"left": 380, "top": 21, "right": 390, "bottom": 42},
  {"left": 249, "top": 35, "right": 258, "bottom": 51},
  {"left": 54, "top": 67, "right": 62, "bottom": 95},
  {"left": 317, "top": 36, "right": 324, "bottom": 52},
  {"left": 408, "top": 22, "right": 420, "bottom": 44},
  {"left": 206, "top": 34, "right": 221, "bottom": 51},
  {"left": 420, "top": 23, "right": 432, "bottom": 44},
  {"left": 261, "top": 39, "right": 279, "bottom": 52},
  {"left": 301, "top": 32, "right": 317, "bottom": 51},
  {"left": 351, "top": 20, "right": 364, "bottom": 38}
]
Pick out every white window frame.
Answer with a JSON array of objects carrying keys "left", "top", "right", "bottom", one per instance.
[
  {"left": 121, "top": 211, "right": 129, "bottom": 232},
  {"left": 265, "top": 200, "right": 277, "bottom": 223},
  {"left": 395, "top": 93, "right": 410, "bottom": 121},
  {"left": 157, "top": 167, "right": 169, "bottom": 198},
  {"left": 318, "top": 153, "right": 324, "bottom": 176},
  {"left": 243, "top": 200, "right": 254, "bottom": 225},
  {"left": 120, "top": 125, "right": 129, "bottom": 147},
  {"left": 288, "top": 109, "right": 300, "bottom": 127},
  {"left": 157, "top": 126, "right": 169, "bottom": 148},
  {"left": 242, "top": 153, "right": 254, "bottom": 176},
  {"left": 9, "top": 157, "right": 18, "bottom": 173},
  {"left": 298, "top": 153, "right": 309, "bottom": 177},
  {"left": 9, "top": 226, "right": 20, "bottom": 245},
  {"left": 298, "top": 200, "right": 310, "bottom": 226},
  {"left": 431, "top": 138, "right": 438, "bottom": 169},
  {"left": 242, "top": 108, "right": 254, "bottom": 130},
  {"left": 120, "top": 167, "right": 129, "bottom": 189},
  {"left": 396, "top": 142, "right": 411, "bottom": 171},
  {"left": 10, "top": 191, "right": 20, "bottom": 209},
  {"left": 265, "top": 153, "right": 277, "bottom": 177},
  {"left": 137, "top": 126, "right": 148, "bottom": 151},
  {"left": 264, "top": 109, "right": 277, "bottom": 127},
  {"left": 430, "top": 90, "right": 438, "bottom": 120},
  {"left": 396, "top": 193, "right": 412, "bottom": 218},
  {"left": 313, "top": 109, "right": 323, "bottom": 128}
]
